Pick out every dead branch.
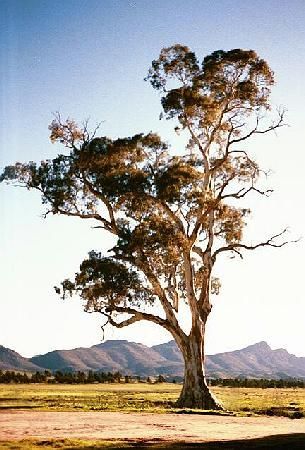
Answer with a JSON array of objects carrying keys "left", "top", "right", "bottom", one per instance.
[
  {"left": 221, "top": 186, "right": 273, "bottom": 200},
  {"left": 228, "top": 108, "right": 286, "bottom": 147},
  {"left": 212, "top": 228, "right": 297, "bottom": 262}
]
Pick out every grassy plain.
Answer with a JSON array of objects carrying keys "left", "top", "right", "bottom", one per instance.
[
  {"left": 1, "top": 384, "right": 305, "bottom": 450},
  {"left": 0, "top": 383, "right": 305, "bottom": 417}
]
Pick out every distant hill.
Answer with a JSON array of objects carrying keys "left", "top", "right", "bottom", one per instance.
[
  {"left": 0, "top": 345, "right": 41, "bottom": 372},
  {"left": 1, "top": 340, "right": 305, "bottom": 379},
  {"left": 30, "top": 340, "right": 179, "bottom": 375},
  {"left": 153, "top": 341, "right": 305, "bottom": 379}
]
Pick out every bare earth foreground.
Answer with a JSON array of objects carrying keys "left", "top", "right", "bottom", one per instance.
[{"left": 0, "top": 411, "right": 305, "bottom": 444}]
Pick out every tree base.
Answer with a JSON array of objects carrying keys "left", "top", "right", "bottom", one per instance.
[{"left": 176, "top": 384, "right": 223, "bottom": 410}]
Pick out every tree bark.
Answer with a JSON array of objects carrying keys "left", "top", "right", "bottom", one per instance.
[{"left": 176, "top": 325, "right": 223, "bottom": 410}]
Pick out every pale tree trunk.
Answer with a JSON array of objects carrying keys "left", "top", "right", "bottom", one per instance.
[{"left": 176, "top": 323, "right": 222, "bottom": 410}]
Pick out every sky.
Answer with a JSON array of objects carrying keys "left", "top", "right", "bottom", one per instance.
[{"left": 1, "top": 0, "right": 305, "bottom": 358}]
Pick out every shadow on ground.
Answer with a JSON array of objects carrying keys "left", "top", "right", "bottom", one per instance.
[
  {"left": 126, "top": 434, "right": 305, "bottom": 450},
  {"left": 135, "top": 433, "right": 305, "bottom": 449},
  {"left": 2, "top": 434, "right": 305, "bottom": 450}
]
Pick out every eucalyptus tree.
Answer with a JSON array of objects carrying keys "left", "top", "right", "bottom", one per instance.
[{"left": 1, "top": 45, "right": 287, "bottom": 409}]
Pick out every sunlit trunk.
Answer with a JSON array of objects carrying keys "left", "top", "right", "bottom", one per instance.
[{"left": 176, "top": 322, "right": 222, "bottom": 410}]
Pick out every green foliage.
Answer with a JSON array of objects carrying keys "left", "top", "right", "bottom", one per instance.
[
  {"left": 59, "top": 251, "right": 155, "bottom": 311},
  {"left": 146, "top": 45, "right": 274, "bottom": 129}
]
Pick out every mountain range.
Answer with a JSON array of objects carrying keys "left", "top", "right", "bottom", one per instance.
[{"left": 1, "top": 340, "right": 305, "bottom": 379}]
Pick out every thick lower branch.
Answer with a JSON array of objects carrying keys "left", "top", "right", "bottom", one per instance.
[{"left": 105, "top": 305, "right": 183, "bottom": 339}]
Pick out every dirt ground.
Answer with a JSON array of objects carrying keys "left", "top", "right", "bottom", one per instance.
[{"left": 0, "top": 410, "right": 305, "bottom": 444}]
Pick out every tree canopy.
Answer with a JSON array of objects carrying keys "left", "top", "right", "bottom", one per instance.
[{"left": 1, "top": 44, "right": 289, "bottom": 409}]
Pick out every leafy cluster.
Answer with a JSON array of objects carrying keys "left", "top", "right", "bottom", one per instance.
[
  {"left": 58, "top": 251, "right": 155, "bottom": 311},
  {"left": 146, "top": 45, "right": 274, "bottom": 131}
]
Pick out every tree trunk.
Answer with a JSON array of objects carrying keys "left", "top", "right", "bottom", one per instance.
[{"left": 176, "top": 326, "right": 223, "bottom": 410}]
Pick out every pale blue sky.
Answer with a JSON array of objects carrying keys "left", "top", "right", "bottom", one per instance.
[{"left": 1, "top": 0, "right": 305, "bottom": 357}]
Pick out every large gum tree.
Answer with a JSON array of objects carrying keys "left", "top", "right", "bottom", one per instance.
[{"left": 1, "top": 45, "right": 288, "bottom": 409}]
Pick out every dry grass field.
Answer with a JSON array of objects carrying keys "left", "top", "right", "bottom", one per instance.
[
  {"left": 0, "top": 383, "right": 305, "bottom": 417},
  {"left": 1, "top": 384, "right": 305, "bottom": 449}
]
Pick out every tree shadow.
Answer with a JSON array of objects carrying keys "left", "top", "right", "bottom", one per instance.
[
  {"left": 63, "top": 433, "right": 305, "bottom": 450},
  {"left": 5, "top": 435, "right": 305, "bottom": 450},
  {"left": 147, "top": 433, "right": 305, "bottom": 449}
]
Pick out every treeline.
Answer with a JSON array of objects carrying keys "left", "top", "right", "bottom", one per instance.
[
  {"left": 208, "top": 378, "right": 305, "bottom": 388},
  {"left": 1, "top": 370, "right": 305, "bottom": 387},
  {"left": 0, "top": 369, "right": 167, "bottom": 384}
]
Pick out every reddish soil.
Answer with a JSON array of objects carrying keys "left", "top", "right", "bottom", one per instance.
[{"left": 0, "top": 410, "right": 305, "bottom": 444}]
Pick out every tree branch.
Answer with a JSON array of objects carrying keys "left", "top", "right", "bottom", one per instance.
[
  {"left": 185, "top": 103, "right": 230, "bottom": 243},
  {"left": 104, "top": 305, "right": 182, "bottom": 336},
  {"left": 142, "top": 193, "right": 185, "bottom": 233},
  {"left": 182, "top": 249, "right": 200, "bottom": 327},
  {"left": 116, "top": 253, "right": 185, "bottom": 337},
  {"left": 192, "top": 245, "right": 204, "bottom": 260},
  {"left": 82, "top": 174, "right": 118, "bottom": 234},
  {"left": 228, "top": 109, "right": 286, "bottom": 147},
  {"left": 221, "top": 186, "right": 273, "bottom": 200},
  {"left": 55, "top": 206, "right": 114, "bottom": 232},
  {"left": 212, "top": 228, "right": 296, "bottom": 261}
]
